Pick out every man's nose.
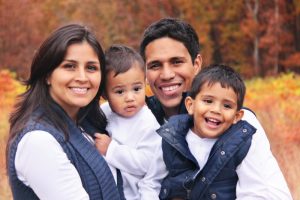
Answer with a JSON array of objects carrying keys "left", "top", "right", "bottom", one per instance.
[{"left": 160, "top": 65, "right": 175, "bottom": 80}]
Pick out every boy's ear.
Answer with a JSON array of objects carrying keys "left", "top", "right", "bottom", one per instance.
[
  {"left": 185, "top": 96, "right": 195, "bottom": 115},
  {"left": 233, "top": 109, "right": 244, "bottom": 124}
]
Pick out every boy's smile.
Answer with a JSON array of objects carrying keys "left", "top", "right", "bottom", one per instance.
[{"left": 185, "top": 82, "right": 244, "bottom": 138}]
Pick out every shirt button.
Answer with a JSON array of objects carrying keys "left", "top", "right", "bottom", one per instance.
[
  {"left": 220, "top": 150, "right": 225, "bottom": 155},
  {"left": 242, "top": 128, "right": 247, "bottom": 133},
  {"left": 201, "top": 177, "right": 206, "bottom": 182},
  {"left": 211, "top": 193, "right": 217, "bottom": 199},
  {"left": 165, "top": 128, "right": 169, "bottom": 132}
]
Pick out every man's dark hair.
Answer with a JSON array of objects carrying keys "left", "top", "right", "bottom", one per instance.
[
  {"left": 105, "top": 44, "right": 145, "bottom": 78},
  {"left": 140, "top": 18, "right": 200, "bottom": 63},
  {"left": 190, "top": 64, "right": 246, "bottom": 110}
]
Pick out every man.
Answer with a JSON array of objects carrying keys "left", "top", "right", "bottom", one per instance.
[
  {"left": 139, "top": 18, "right": 292, "bottom": 199},
  {"left": 140, "top": 19, "right": 202, "bottom": 124},
  {"left": 140, "top": 18, "right": 202, "bottom": 125}
]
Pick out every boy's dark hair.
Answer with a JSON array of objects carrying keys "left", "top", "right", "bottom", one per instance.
[
  {"left": 190, "top": 64, "right": 246, "bottom": 110},
  {"left": 140, "top": 17, "right": 200, "bottom": 63},
  {"left": 105, "top": 44, "right": 145, "bottom": 78}
]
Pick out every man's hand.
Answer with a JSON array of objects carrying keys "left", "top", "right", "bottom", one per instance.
[{"left": 94, "top": 133, "right": 111, "bottom": 156}]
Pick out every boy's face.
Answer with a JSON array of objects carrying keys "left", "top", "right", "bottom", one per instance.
[
  {"left": 185, "top": 82, "right": 244, "bottom": 138},
  {"left": 144, "top": 37, "right": 202, "bottom": 118},
  {"left": 105, "top": 64, "right": 145, "bottom": 118}
]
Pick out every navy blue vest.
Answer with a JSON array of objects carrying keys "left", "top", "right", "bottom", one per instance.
[
  {"left": 157, "top": 114, "right": 256, "bottom": 200},
  {"left": 7, "top": 105, "right": 124, "bottom": 200}
]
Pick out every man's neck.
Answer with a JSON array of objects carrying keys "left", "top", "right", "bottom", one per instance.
[{"left": 163, "top": 106, "right": 180, "bottom": 120}]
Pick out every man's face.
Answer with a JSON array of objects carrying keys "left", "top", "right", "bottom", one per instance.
[{"left": 145, "top": 37, "right": 202, "bottom": 117}]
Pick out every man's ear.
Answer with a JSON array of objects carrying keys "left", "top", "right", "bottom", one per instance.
[
  {"left": 193, "top": 54, "right": 203, "bottom": 75},
  {"left": 185, "top": 96, "right": 195, "bottom": 115},
  {"left": 233, "top": 109, "right": 244, "bottom": 124}
]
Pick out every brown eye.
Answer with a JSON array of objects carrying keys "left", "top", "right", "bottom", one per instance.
[
  {"left": 63, "top": 63, "right": 76, "bottom": 69},
  {"left": 147, "top": 62, "right": 161, "bottom": 70},
  {"left": 115, "top": 89, "right": 124, "bottom": 95},
  {"left": 203, "top": 99, "right": 212, "bottom": 104},
  {"left": 224, "top": 103, "right": 233, "bottom": 109},
  {"left": 172, "top": 59, "right": 183, "bottom": 65},
  {"left": 87, "top": 65, "right": 98, "bottom": 72},
  {"left": 133, "top": 86, "right": 142, "bottom": 92}
]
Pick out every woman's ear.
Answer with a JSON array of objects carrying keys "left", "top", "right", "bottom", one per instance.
[
  {"left": 233, "top": 109, "right": 244, "bottom": 124},
  {"left": 185, "top": 96, "right": 195, "bottom": 115}
]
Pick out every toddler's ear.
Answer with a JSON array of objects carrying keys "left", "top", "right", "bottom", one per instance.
[{"left": 233, "top": 110, "right": 244, "bottom": 124}]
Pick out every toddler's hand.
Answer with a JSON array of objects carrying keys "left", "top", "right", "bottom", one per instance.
[{"left": 94, "top": 133, "right": 111, "bottom": 156}]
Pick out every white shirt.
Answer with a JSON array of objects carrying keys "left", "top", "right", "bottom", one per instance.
[
  {"left": 145, "top": 109, "right": 292, "bottom": 199},
  {"left": 101, "top": 102, "right": 162, "bottom": 200},
  {"left": 15, "top": 131, "right": 89, "bottom": 200},
  {"left": 186, "top": 109, "right": 293, "bottom": 199}
]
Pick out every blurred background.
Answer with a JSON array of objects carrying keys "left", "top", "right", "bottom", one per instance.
[{"left": 1, "top": 0, "right": 300, "bottom": 199}]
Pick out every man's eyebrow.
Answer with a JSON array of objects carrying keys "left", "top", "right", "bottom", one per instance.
[
  {"left": 170, "top": 56, "right": 186, "bottom": 60},
  {"left": 146, "top": 60, "right": 161, "bottom": 65}
]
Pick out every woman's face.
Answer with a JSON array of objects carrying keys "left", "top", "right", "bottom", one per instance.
[{"left": 47, "top": 41, "right": 101, "bottom": 120}]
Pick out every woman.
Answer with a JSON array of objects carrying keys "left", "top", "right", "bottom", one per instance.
[{"left": 6, "top": 24, "right": 124, "bottom": 200}]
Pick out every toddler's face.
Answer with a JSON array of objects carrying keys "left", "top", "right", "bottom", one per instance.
[{"left": 105, "top": 64, "right": 145, "bottom": 118}]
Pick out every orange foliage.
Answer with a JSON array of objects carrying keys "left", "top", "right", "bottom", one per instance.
[
  {"left": 145, "top": 84, "right": 153, "bottom": 97},
  {"left": 0, "top": 69, "right": 24, "bottom": 200},
  {"left": 244, "top": 72, "right": 300, "bottom": 199},
  {"left": 0, "top": 69, "right": 25, "bottom": 109}
]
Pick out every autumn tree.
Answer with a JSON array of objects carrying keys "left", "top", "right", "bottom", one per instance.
[
  {"left": 0, "top": 0, "right": 299, "bottom": 78},
  {"left": 259, "top": 0, "right": 296, "bottom": 75}
]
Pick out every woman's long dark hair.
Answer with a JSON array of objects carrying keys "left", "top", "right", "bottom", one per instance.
[{"left": 6, "top": 24, "right": 107, "bottom": 163}]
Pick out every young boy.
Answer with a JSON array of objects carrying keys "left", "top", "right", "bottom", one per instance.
[
  {"left": 156, "top": 64, "right": 292, "bottom": 199},
  {"left": 94, "top": 44, "right": 163, "bottom": 200}
]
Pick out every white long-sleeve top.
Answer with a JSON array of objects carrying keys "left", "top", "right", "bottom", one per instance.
[
  {"left": 15, "top": 131, "right": 89, "bottom": 200},
  {"left": 101, "top": 102, "right": 162, "bottom": 200},
  {"left": 145, "top": 109, "right": 293, "bottom": 199}
]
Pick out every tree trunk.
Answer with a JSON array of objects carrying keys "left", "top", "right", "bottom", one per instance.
[{"left": 246, "top": 0, "right": 261, "bottom": 76}]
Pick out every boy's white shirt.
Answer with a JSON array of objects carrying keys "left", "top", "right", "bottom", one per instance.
[
  {"left": 101, "top": 102, "right": 162, "bottom": 200},
  {"left": 145, "top": 109, "right": 292, "bottom": 200}
]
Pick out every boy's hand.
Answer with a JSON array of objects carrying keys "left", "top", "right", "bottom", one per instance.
[{"left": 94, "top": 133, "right": 111, "bottom": 156}]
